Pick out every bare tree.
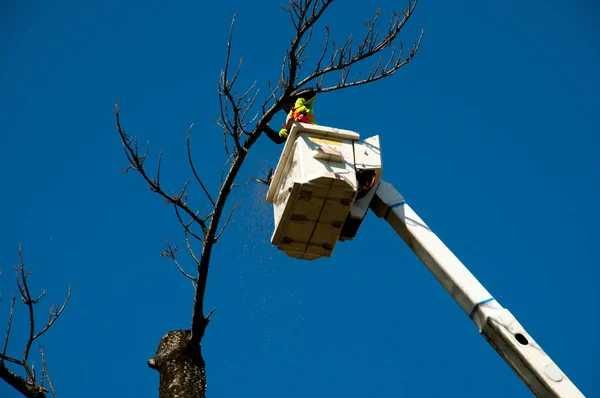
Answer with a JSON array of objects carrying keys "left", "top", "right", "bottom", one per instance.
[
  {"left": 115, "top": 1, "right": 422, "bottom": 397},
  {"left": 0, "top": 247, "right": 70, "bottom": 398}
]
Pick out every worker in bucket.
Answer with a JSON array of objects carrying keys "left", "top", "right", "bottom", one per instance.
[
  {"left": 278, "top": 95, "right": 316, "bottom": 139},
  {"left": 263, "top": 89, "right": 317, "bottom": 144},
  {"left": 256, "top": 89, "right": 317, "bottom": 185}
]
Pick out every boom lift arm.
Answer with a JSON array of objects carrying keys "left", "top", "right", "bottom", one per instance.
[
  {"left": 370, "top": 180, "right": 585, "bottom": 398},
  {"left": 267, "top": 123, "right": 585, "bottom": 397}
]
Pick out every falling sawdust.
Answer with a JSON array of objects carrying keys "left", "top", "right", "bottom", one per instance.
[
  {"left": 238, "top": 176, "right": 275, "bottom": 265},
  {"left": 231, "top": 175, "right": 310, "bottom": 362}
]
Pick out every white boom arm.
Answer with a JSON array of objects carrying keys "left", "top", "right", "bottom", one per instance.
[{"left": 370, "top": 180, "right": 585, "bottom": 398}]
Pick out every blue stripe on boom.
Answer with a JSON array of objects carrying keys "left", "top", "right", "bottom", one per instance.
[{"left": 469, "top": 297, "right": 495, "bottom": 319}]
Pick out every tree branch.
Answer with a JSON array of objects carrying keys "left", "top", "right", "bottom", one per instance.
[
  {"left": 114, "top": 0, "right": 421, "bottom": 352},
  {"left": 39, "top": 348, "right": 56, "bottom": 398},
  {"left": 317, "top": 28, "right": 424, "bottom": 92},
  {"left": 296, "top": 1, "right": 419, "bottom": 93},
  {"left": 283, "top": 0, "right": 334, "bottom": 94},
  {"left": 0, "top": 361, "right": 46, "bottom": 398},
  {"left": 1, "top": 297, "right": 16, "bottom": 360},
  {"left": 186, "top": 127, "right": 216, "bottom": 207},
  {"left": 115, "top": 107, "right": 210, "bottom": 236},
  {"left": 1, "top": 248, "right": 69, "bottom": 398},
  {"left": 160, "top": 244, "right": 197, "bottom": 286}
]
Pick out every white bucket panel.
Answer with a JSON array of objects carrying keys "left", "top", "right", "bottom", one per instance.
[{"left": 267, "top": 123, "right": 359, "bottom": 260}]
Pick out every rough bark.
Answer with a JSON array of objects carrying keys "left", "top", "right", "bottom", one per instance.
[{"left": 148, "top": 330, "right": 207, "bottom": 398}]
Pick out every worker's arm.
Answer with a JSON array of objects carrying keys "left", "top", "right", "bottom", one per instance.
[{"left": 262, "top": 125, "right": 286, "bottom": 144}]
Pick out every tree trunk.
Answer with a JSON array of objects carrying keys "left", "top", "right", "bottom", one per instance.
[{"left": 148, "top": 330, "right": 207, "bottom": 398}]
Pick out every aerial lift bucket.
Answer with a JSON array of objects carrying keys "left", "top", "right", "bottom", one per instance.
[
  {"left": 266, "top": 122, "right": 381, "bottom": 260},
  {"left": 265, "top": 125, "right": 586, "bottom": 397}
]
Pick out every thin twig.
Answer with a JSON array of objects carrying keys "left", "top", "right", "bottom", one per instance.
[
  {"left": 160, "top": 244, "right": 197, "bottom": 285},
  {"left": 39, "top": 348, "right": 56, "bottom": 398},
  {"left": 1, "top": 297, "right": 16, "bottom": 361},
  {"left": 185, "top": 127, "right": 216, "bottom": 207},
  {"left": 32, "top": 288, "right": 71, "bottom": 343}
]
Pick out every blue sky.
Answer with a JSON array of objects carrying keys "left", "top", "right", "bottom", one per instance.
[{"left": 1, "top": 1, "right": 598, "bottom": 397}]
